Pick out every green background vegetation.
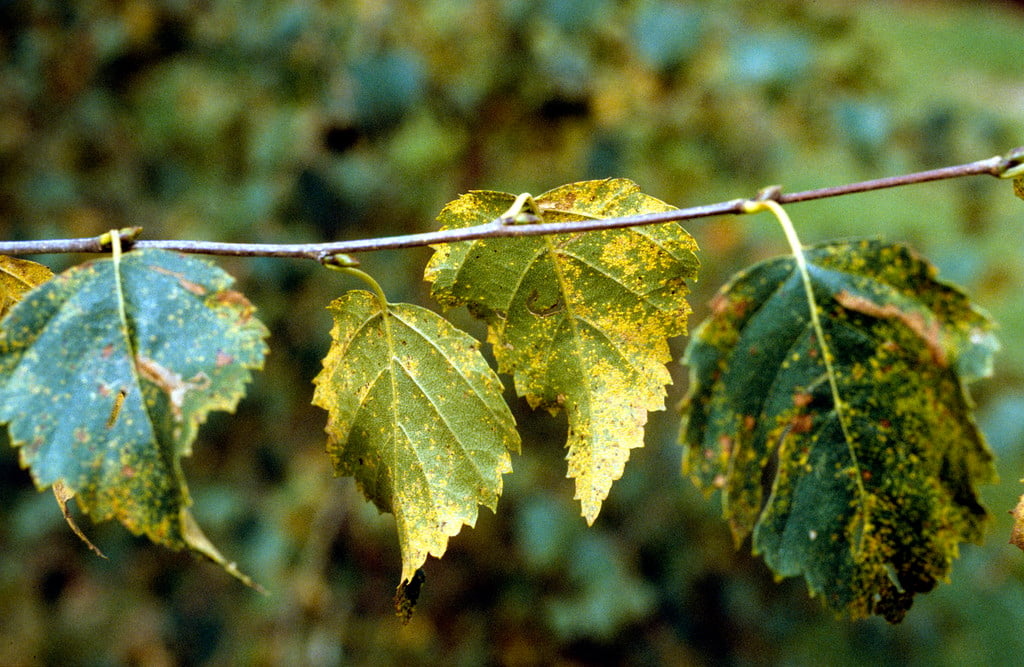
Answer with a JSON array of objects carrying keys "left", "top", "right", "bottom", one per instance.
[{"left": 1, "top": 0, "right": 1023, "bottom": 664}]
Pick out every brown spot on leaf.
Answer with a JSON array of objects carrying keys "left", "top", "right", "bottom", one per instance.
[
  {"left": 790, "top": 413, "right": 813, "bottom": 434},
  {"left": 711, "top": 293, "right": 748, "bottom": 318},
  {"left": 836, "top": 290, "right": 946, "bottom": 367},
  {"left": 710, "top": 293, "right": 728, "bottom": 315},
  {"left": 216, "top": 351, "right": 234, "bottom": 368},
  {"left": 793, "top": 391, "right": 813, "bottom": 408},
  {"left": 151, "top": 265, "right": 207, "bottom": 296},
  {"left": 135, "top": 355, "right": 210, "bottom": 421},
  {"left": 213, "top": 290, "right": 256, "bottom": 323}
]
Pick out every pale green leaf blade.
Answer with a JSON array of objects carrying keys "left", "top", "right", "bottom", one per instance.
[
  {"left": 680, "top": 239, "right": 996, "bottom": 622},
  {"left": 425, "top": 179, "right": 699, "bottom": 523},
  {"left": 0, "top": 255, "right": 53, "bottom": 317},
  {"left": 0, "top": 249, "right": 268, "bottom": 581},
  {"left": 311, "top": 290, "right": 519, "bottom": 583}
]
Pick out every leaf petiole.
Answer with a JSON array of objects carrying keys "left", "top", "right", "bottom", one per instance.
[
  {"left": 97, "top": 227, "right": 143, "bottom": 255},
  {"left": 741, "top": 197, "right": 869, "bottom": 552},
  {"left": 499, "top": 192, "right": 543, "bottom": 225},
  {"left": 320, "top": 253, "right": 390, "bottom": 312}
]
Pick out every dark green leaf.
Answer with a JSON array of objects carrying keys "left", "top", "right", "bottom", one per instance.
[
  {"left": 0, "top": 249, "right": 268, "bottom": 583},
  {"left": 680, "top": 239, "right": 997, "bottom": 622}
]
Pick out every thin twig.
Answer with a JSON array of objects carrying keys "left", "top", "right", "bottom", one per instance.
[{"left": 0, "top": 151, "right": 1016, "bottom": 259}]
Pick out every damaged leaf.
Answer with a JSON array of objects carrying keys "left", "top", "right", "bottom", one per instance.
[
  {"left": 0, "top": 255, "right": 53, "bottom": 317},
  {"left": 425, "top": 179, "right": 699, "bottom": 523},
  {"left": 0, "top": 249, "right": 268, "bottom": 584},
  {"left": 312, "top": 290, "right": 519, "bottom": 584},
  {"left": 680, "top": 239, "right": 996, "bottom": 622}
]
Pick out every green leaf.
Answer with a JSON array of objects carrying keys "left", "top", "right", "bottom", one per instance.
[
  {"left": 311, "top": 290, "right": 519, "bottom": 583},
  {"left": 0, "top": 249, "right": 268, "bottom": 583},
  {"left": 680, "top": 239, "right": 997, "bottom": 622},
  {"left": 425, "top": 179, "right": 699, "bottom": 523},
  {"left": 0, "top": 255, "right": 53, "bottom": 317}
]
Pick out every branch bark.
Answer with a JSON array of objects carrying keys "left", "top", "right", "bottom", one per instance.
[{"left": 0, "top": 150, "right": 1019, "bottom": 261}]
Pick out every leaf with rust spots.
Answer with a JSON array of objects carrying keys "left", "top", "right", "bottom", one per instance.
[
  {"left": 0, "top": 255, "right": 53, "bottom": 318},
  {"left": 1011, "top": 494, "right": 1024, "bottom": 551},
  {"left": 0, "top": 249, "right": 268, "bottom": 585},
  {"left": 425, "top": 179, "right": 699, "bottom": 524},
  {"left": 680, "top": 239, "right": 996, "bottom": 623},
  {"left": 312, "top": 290, "right": 519, "bottom": 584}
]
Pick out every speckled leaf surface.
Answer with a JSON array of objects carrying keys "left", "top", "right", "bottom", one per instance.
[
  {"left": 0, "top": 249, "right": 268, "bottom": 580},
  {"left": 312, "top": 290, "right": 519, "bottom": 583},
  {"left": 0, "top": 255, "right": 53, "bottom": 317},
  {"left": 425, "top": 179, "right": 699, "bottom": 523},
  {"left": 680, "top": 239, "right": 997, "bottom": 622}
]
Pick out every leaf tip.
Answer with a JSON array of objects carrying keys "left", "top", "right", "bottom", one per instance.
[
  {"left": 182, "top": 508, "right": 264, "bottom": 593},
  {"left": 394, "top": 568, "right": 426, "bottom": 624},
  {"left": 52, "top": 480, "right": 107, "bottom": 559}
]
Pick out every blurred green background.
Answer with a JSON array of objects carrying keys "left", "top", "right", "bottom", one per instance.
[{"left": 1, "top": 0, "right": 1024, "bottom": 664}]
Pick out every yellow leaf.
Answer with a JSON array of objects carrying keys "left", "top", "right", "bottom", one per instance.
[
  {"left": 0, "top": 255, "right": 53, "bottom": 317},
  {"left": 426, "top": 179, "right": 699, "bottom": 523}
]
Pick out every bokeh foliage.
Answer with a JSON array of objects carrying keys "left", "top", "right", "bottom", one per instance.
[{"left": 1, "top": 0, "right": 1023, "bottom": 664}]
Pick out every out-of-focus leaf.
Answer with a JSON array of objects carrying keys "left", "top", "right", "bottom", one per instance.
[
  {"left": 0, "top": 249, "right": 268, "bottom": 584},
  {"left": 425, "top": 179, "right": 699, "bottom": 523},
  {"left": 632, "top": 3, "right": 704, "bottom": 71},
  {"left": 680, "top": 239, "right": 997, "bottom": 622},
  {"left": 312, "top": 290, "right": 519, "bottom": 583},
  {"left": 1011, "top": 494, "right": 1024, "bottom": 552},
  {"left": 0, "top": 256, "right": 53, "bottom": 318}
]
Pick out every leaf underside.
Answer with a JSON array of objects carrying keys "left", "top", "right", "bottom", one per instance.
[
  {"left": 0, "top": 249, "right": 268, "bottom": 583},
  {"left": 680, "top": 239, "right": 997, "bottom": 622},
  {"left": 312, "top": 290, "right": 520, "bottom": 583},
  {"left": 425, "top": 179, "right": 700, "bottom": 523}
]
